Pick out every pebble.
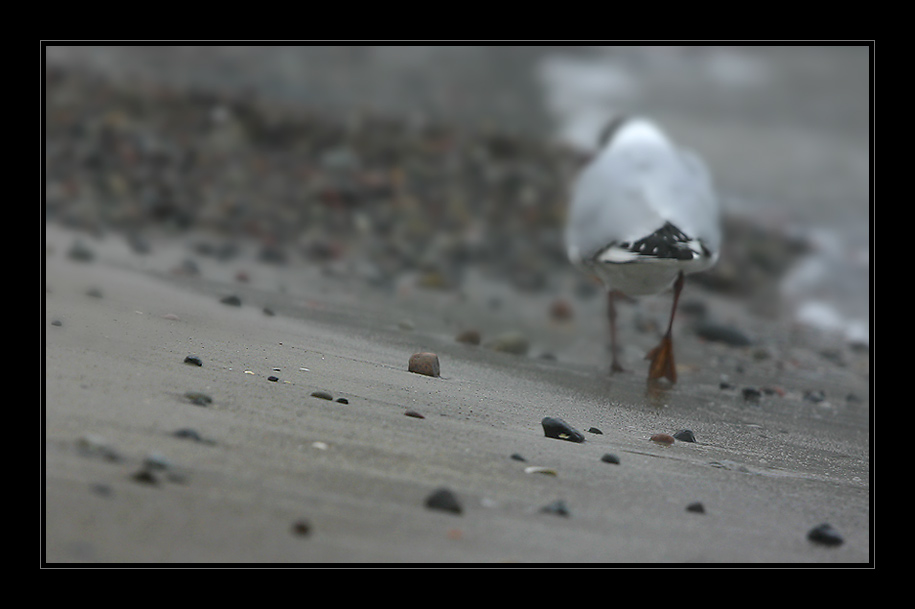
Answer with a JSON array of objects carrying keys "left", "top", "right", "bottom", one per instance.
[
  {"left": 673, "top": 429, "right": 696, "bottom": 443},
  {"left": 510, "top": 453, "right": 526, "bottom": 462},
  {"left": 336, "top": 397, "right": 349, "bottom": 404},
  {"left": 455, "top": 329, "right": 481, "bottom": 345},
  {"left": 184, "top": 391, "right": 213, "bottom": 406},
  {"left": 541, "top": 417, "right": 585, "bottom": 443},
  {"left": 803, "top": 389, "right": 826, "bottom": 403},
  {"left": 408, "top": 352, "right": 440, "bottom": 377},
  {"left": 650, "top": 433, "right": 675, "bottom": 445},
  {"left": 587, "top": 427, "right": 603, "bottom": 434},
  {"left": 539, "top": 500, "right": 570, "bottom": 517},
  {"left": 131, "top": 469, "right": 159, "bottom": 485},
  {"left": 807, "top": 523, "right": 844, "bottom": 547},
  {"left": 524, "top": 466, "right": 558, "bottom": 476},
  {"left": 424, "top": 488, "right": 463, "bottom": 514},
  {"left": 51, "top": 319, "right": 63, "bottom": 327},
  {"left": 183, "top": 355, "right": 203, "bottom": 366},
  {"left": 67, "top": 240, "right": 95, "bottom": 262},
  {"left": 404, "top": 410, "right": 425, "bottom": 419},
  {"left": 486, "top": 332, "right": 530, "bottom": 356},
  {"left": 694, "top": 320, "right": 752, "bottom": 346},
  {"left": 600, "top": 453, "right": 620, "bottom": 464},
  {"left": 173, "top": 428, "right": 203, "bottom": 442},
  {"left": 310, "top": 390, "right": 333, "bottom": 400},
  {"left": 76, "top": 434, "right": 121, "bottom": 461},
  {"left": 685, "top": 501, "right": 706, "bottom": 514},
  {"left": 742, "top": 387, "right": 762, "bottom": 402},
  {"left": 219, "top": 294, "right": 242, "bottom": 306},
  {"left": 291, "top": 519, "right": 312, "bottom": 537},
  {"left": 267, "top": 375, "right": 279, "bottom": 382}
]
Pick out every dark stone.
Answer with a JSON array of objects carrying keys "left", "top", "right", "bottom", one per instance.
[
  {"left": 184, "top": 391, "right": 213, "bottom": 406},
  {"left": 807, "top": 523, "right": 844, "bottom": 547},
  {"left": 173, "top": 428, "right": 202, "bottom": 442},
  {"left": 310, "top": 390, "right": 333, "bottom": 400},
  {"left": 336, "top": 397, "right": 349, "bottom": 404},
  {"left": 686, "top": 501, "right": 705, "bottom": 514},
  {"left": 404, "top": 410, "right": 425, "bottom": 419},
  {"left": 131, "top": 469, "right": 159, "bottom": 485},
  {"left": 587, "top": 427, "right": 603, "bottom": 434},
  {"left": 804, "top": 389, "right": 826, "bottom": 403},
  {"left": 510, "top": 453, "right": 527, "bottom": 462},
  {"left": 291, "top": 519, "right": 312, "bottom": 536},
  {"left": 600, "top": 453, "right": 620, "bottom": 464},
  {"left": 541, "top": 417, "right": 585, "bottom": 443},
  {"left": 425, "top": 488, "right": 462, "bottom": 514},
  {"left": 220, "top": 294, "right": 242, "bottom": 306},
  {"left": 539, "top": 500, "right": 570, "bottom": 517},
  {"left": 695, "top": 320, "right": 752, "bottom": 346},
  {"left": 673, "top": 429, "right": 696, "bottom": 442},
  {"left": 742, "top": 387, "right": 762, "bottom": 402},
  {"left": 267, "top": 375, "right": 279, "bottom": 382},
  {"left": 183, "top": 355, "right": 203, "bottom": 366}
]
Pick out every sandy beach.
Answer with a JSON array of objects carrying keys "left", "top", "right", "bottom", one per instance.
[
  {"left": 44, "top": 46, "right": 870, "bottom": 565},
  {"left": 44, "top": 222, "right": 869, "bottom": 564}
]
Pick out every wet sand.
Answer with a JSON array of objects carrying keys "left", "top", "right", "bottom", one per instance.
[{"left": 44, "top": 224, "right": 870, "bottom": 564}]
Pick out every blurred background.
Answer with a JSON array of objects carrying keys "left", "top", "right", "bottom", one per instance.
[{"left": 44, "top": 45, "right": 870, "bottom": 347}]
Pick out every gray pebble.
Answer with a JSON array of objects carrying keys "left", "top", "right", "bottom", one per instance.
[
  {"left": 539, "top": 499, "right": 570, "bottom": 517},
  {"left": 183, "top": 355, "right": 203, "bottom": 366},
  {"left": 600, "top": 453, "right": 620, "bottom": 464},
  {"left": 807, "top": 523, "right": 844, "bottom": 546},
  {"left": 425, "top": 488, "right": 462, "bottom": 514},
  {"left": 310, "top": 390, "right": 333, "bottom": 400},
  {"left": 673, "top": 429, "right": 696, "bottom": 442}
]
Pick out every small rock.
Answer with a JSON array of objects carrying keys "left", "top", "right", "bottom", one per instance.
[
  {"left": 263, "top": 306, "right": 275, "bottom": 316},
  {"left": 425, "top": 488, "right": 462, "bottom": 514},
  {"left": 336, "top": 397, "right": 349, "bottom": 404},
  {"left": 650, "top": 433, "right": 675, "bottom": 445},
  {"left": 267, "top": 375, "right": 279, "bottom": 382},
  {"left": 549, "top": 299, "right": 573, "bottom": 321},
  {"left": 686, "top": 502, "right": 706, "bottom": 514},
  {"left": 184, "top": 391, "right": 213, "bottom": 406},
  {"left": 67, "top": 240, "right": 95, "bottom": 262},
  {"left": 408, "top": 352, "right": 440, "bottom": 377},
  {"left": 587, "top": 427, "right": 603, "bottom": 434},
  {"left": 803, "top": 389, "right": 826, "bottom": 403},
  {"left": 695, "top": 320, "right": 752, "bottom": 346},
  {"left": 131, "top": 469, "right": 159, "bottom": 485},
  {"left": 51, "top": 319, "right": 63, "bottom": 327},
  {"left": 673, "top": 429, "right": 696, "bottom": 442},
  {"left": 539, "top": 500, "right": 570, "bottom": 517},
  {"left": 86, "top": 287, "right": 103, "bottom": 298},
  {"left": 486, "top": 331, "right": 530, "bottom": 355},
  {"left": 807, "top": 523, "right": 844, "bottom": 546},
  {"left": 76, "top": 434, "right": 120, "bottom": 461},
  {"left": 220, "top": 294, "right": 242, "bottom": 306},
  {"left": 600, "top": 453, "right": 620, "bottom": 464},
  {"left": 404, "top": 410, "right": 425, "bottom": 419},
  {"left": 291, "top": 519, "right": 312, "bottom": 537},
  {"left": 310, "top": 390, "right": 333, "bottom": 400},
  {"left": 742, "top": 387, "right": 762, "bottom": 402},
  {"left": 524, "top": 466, "right": 558, "bottom": 476},
  {"left": 541, "top": 417, "right": 585, "bottom": 443},
  {"left": 183, "top": 355, "right": 203, "bottom": 367},
  {"left": 455, "top": 329, "right": 481, "bottom": 345},
  {"left": 510, "top": 453, "right": 527, "bottom": 462},
  {"left": 173, "top": 428, "right": 202, "bottom": 442}
]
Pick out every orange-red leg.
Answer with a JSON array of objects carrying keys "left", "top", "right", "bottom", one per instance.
[{"left": 645, "top": 272, "right": 684, "bottom": 384}]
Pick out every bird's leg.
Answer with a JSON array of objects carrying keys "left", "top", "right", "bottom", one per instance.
[
  {"left": 607, "top": 289, "right": 627, "bottom": 374},
  {"left": 645, "top": 271, "right": 684, "bottom": 384}
]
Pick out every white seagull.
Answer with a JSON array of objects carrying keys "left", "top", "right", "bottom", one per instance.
[{"left": 565, "top": 116, "right": 721, "bottom": 384}]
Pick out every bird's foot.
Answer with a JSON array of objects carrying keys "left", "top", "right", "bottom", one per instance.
[{"left": 645, "top": 334, "right": 677, "bottom": 384}]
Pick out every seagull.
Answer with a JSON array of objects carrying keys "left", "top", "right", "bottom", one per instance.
[{"left": 565, "top": 116, "right": 721, "bottom": 384}]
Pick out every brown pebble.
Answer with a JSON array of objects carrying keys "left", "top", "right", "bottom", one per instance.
[
  {"left": 455, "top": 329, "right": 481, "bottom": 345},
  {"left": 291, "top": 519, "right": 312, "bottom": 536},
  {"left": 404, "top": 410, "right": 425, "bottom": 419},
  {"left": 408, "top": 352, "right": 440, "bottom": 377},
  {"left": 549, "top": 299, "right": 573, "bottom": 321},
  {"left": 650, "top": 433, "right": 675, "bottom": 445}
]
